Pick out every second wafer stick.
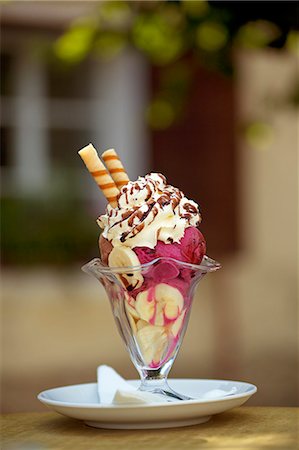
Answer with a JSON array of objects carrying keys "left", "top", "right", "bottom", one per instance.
[
  {"left": 101, "top": 149, "right": 130, "bottom": 189},
  {"left": 78, "top": 144, "right": 119, "bottom": 207}
]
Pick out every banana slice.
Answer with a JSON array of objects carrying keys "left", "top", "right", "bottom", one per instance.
[
  {"left": 171, "top": 308, "right": 187, "bottom": 337},
  {"left": 124, "top": 295, "right": 140, "bottom": 320},
  {"left": 135, "top": 289, "right": 156, "bottom": 323},
  {"left": 135, "top": 283, "right": 184, "bottom": 326},
  {"left": 136, "top": 324, "right": 168, "bottom": 366},
  {"left": 124, "top": 293, "right": 139, "bottom": 333},
  {"left": 136, "top": 319, "right": 148, "bottom": 331},
  {"left": 108, "top": 246, "right": 144, "bottom": 290},
  {"left": 156, "top": 284, "right": 184, "bottom": 321},
  {"left": 126, "top": 308, "right": 137, "bottom": 334}
]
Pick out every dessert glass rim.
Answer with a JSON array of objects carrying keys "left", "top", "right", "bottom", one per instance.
[{"left": 82, "top": 255, "right": 221, "bottom": 274}]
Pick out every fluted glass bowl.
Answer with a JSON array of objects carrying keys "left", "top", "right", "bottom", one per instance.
[{"left": 82, "top": 255, "right": 221, "bottom": 401}]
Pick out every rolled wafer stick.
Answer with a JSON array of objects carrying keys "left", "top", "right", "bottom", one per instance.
[
  {"left": 101, "top": 149, "right": 130, "bottom": 190},
  {"left": 78, "top": 144, "right": 119, "bottom": 207}
]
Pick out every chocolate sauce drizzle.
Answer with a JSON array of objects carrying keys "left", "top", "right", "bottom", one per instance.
[{"left": 98, "top": 172, "right": 201, "bottom": 244}]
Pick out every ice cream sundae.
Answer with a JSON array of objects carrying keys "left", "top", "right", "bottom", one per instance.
[{"left": 79, "top": 144, "right": 218, "bottom": 385}]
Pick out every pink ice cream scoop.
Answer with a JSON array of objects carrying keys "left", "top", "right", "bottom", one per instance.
[
  {"left": 100, "top": 226, "right": 206, "bottom": 284},
  {"left": 134, "top": 226, "right": 206, "bottom": 266},
  {"left": 131, "top": 227, "right": 206, "bottom": 298}
]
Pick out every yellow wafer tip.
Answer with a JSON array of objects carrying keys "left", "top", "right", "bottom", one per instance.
[{"left": 78, "top": 143, "right": 95, "bottom": 154}]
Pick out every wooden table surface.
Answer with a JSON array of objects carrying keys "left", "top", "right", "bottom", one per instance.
[{"left": 1, "top": 407, "right": 298, "bottom": 450}]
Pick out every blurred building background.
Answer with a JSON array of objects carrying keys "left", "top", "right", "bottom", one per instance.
[{"left": 1, "top": 1, "right": 298, "bottom": 412}]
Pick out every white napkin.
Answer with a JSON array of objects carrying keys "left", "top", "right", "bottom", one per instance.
[
  {"left": 97, "top": 365, "right": 237, "bottom": 405},
  {"left": 97, "top": 365, "right": 165, "bottom": 405},
  {"left": 200, "top": 387, "right": 237, "bottom": 399}
]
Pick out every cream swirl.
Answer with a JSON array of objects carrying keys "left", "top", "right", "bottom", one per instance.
[{"left": 97, "top": 173, "right": 201, "bottom": 249}]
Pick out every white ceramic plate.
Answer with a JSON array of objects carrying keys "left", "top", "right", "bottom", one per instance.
[{"left": 38, "top": 379, "right": 257, "bottom": 429}]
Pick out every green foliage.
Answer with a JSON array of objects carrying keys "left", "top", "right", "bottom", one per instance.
[
  {"left": 196, "top": 21, "right": 228, "bottom": 52},
  {"left": 182, "top": 0, "right": 209, "bottom": 18},
  {"left": 244, "top": 122, "right": 274, "bottom": 151},
  {"left": 235, "top": 21, "right": 280, "bottom": 49},
  {"left": 94, "top": 31, "right": 127, "bottom": 59},
  {"left": 98, "top": 1, "right": 132, "bottom": 28},
  {"left": 132, "top": 12, "right": 184, "bottom": 65},
  {"left": 286, "top": 30, "right": 299, "bottom": 57},
  {"left": 1, "top": 197, "right": 98, "bottom": 266},
  {"left": 146, "top": 98, "right": 175, "bottom": 129},
  {"left": 51, "top": 0, "right": 297, "bottom": 128},
  {"left": 54, "top": 20, "right": 97, "bottom": 64},
  {"left": 148, "top": 62, "right": 192, "bottom": 129}
]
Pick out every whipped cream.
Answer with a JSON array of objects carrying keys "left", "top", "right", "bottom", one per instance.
[{"left": 97, "top": 173, "right": 201, "bottom": 249}]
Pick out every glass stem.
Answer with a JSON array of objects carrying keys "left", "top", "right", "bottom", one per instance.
[
  {"left": 138, "top": 359, "right": 172, "bottom": 391},
  {"left": 139, "top": 370, "right": 169, "bottom": 393},
  {"left": 138, "top": 363, "right": 191, "bottom": 401}
]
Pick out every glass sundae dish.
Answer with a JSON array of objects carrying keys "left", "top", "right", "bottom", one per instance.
[{"left": 79, "top": 144, "right": 220, "bottom": 401}]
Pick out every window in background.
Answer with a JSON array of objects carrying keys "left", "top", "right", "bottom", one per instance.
[
  {"left": 46, "top": 61, "right": 92, "bottom": 99},
  {"left": 0, "top": 127, "right": 13, "bottom": 168},
  {"left": 0, "top": 46, "right": 98, "bottom": 265},
  {"left": 1, "top": 19, "right": 150, "bottom": 264},
  {"left": 1, "top": 52, "right": 13, "bottom": 96}
]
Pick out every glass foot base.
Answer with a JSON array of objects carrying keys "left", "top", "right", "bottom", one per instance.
[
  {"left": 138, "top": 380, "right": 192, "bottom": 402},
  {"left": 148, "top": 388, "right": 192, "bottom": 402}
]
